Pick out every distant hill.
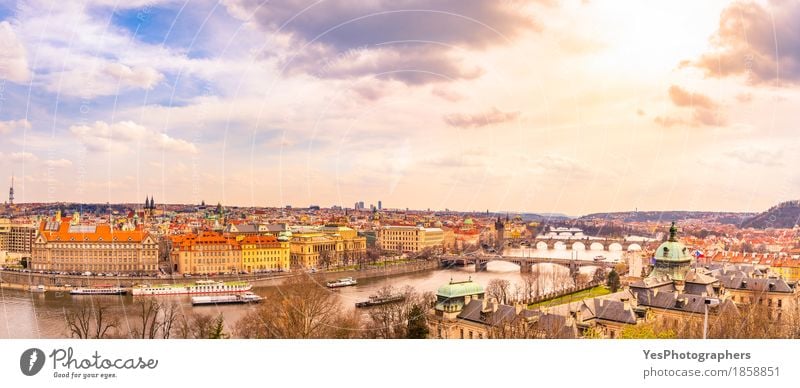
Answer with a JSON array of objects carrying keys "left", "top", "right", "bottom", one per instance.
[
  {"left": 740, "top": 201, "right": 800, "bottom": 229},
  {"left": 579, "top": 211, "right": 754, "bottom": 225}
]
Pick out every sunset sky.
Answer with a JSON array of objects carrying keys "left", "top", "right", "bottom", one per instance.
[{"left": 0, "top": 0, "right": 798, "bottom": 215}]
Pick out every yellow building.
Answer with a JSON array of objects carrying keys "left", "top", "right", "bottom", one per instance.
[
  {"left": 170, "top": 232, "right": 241, "bottom": 275},
  {"left": 289, "top": 226, "right": 366, "bottom": 269},
  {"left": 239, "top": 235, "right": 290, "bottom": 272},
  {"left": 377, "top": 226, "right": 444, "bottom": 253}
]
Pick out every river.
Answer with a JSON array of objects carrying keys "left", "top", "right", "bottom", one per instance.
[{"left": 0, "top": 248, "right": 624, "bottom": 338}]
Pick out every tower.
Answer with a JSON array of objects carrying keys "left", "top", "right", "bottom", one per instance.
[{"left": 8, "top": 174, "right": 14, "bottom": 205}]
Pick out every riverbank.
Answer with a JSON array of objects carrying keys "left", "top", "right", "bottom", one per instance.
[{"left": 0, "top": 260, "right": 441, "bottom": 292}]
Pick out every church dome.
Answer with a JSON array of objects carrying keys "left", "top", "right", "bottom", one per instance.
[
  {"left": 463, "top": 218, "right": 474, "bottom": 225},
  {"left": 436, "top": 279, "right": 484, "bottom": 298},
  {"left": 654, "top": 222, "right": 691, "bottom": 262}
]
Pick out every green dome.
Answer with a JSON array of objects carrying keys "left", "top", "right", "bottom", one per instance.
[
  {"left": 463, "top": 218, "right": 474, "bottom": 225},
  {"left": 437, "top": 279, "right": 484, "bottom": 298},
  {"left": 655, "top": 222, "right": 691, "bottom": 262},
  {"left": 655, "top": 241, "right": 691, "bottom": 261}
]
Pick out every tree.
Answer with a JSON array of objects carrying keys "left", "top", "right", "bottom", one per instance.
[
  {"left": 406, "top": 304, "right": 429, "bottom": 338},
  {"left": 486, "top": 279, "right": 512, "bottom": 304},
  {"left": 606, "top": 268, "right": 621, "bottom": 292},
  {"left": 208, "top": 314, "right": 227, "bottom": 339},
  {"left": 64, "top": 301, "right": 119, "bottom": 339},
  {"left": 234, "top": 276, "right": 354, "bottom": 339}
]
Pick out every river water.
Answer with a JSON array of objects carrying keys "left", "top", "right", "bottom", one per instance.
[{"left": 0, "top": 248, "right": 623, "bottom": 338}]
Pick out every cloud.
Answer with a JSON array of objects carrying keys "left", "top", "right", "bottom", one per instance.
[
  {"left": 736, "top": 93, "right": 753, "bottom": 103},
  {"left": 0, "top": 119, "right": 31, "bottom": 134},
  {"left": 443, "top": 106, "right": 520, "bottom": 128},
  {"left": 667, "top": 85, "right": 717, "bottom": 109},
  {"left": 688, "top": 0, "right": 800, "bottom": 85},
  {"left": 724, "top": 146, "right": 783, "bottom": 167},
  {"left": 0, "top": 21, "right": 31, "bottom": 83},
  {"left": 431, "top": 86, "right": 464, "bottom": 102},
  {"left": 10, "top": 152, "right": 37, "bottom": 162},
  {"left": 69, "top": 121, "right": 197, "bottom": 153},
  {"left": 43, "top": 159, "right": 73, "bottom": 167},
  {"left": 224, "top": 0, "right": 538, "bottom": 85},
  {"left": 44, "top": 62, "right": 164, "bottom": 98},
  {"left": 655, "top": 85, "right": 726, "bottom": 127}
]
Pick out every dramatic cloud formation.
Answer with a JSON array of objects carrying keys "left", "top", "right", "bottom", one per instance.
[
  {"left": 655, "top": 85, "right": 725, "bottom": 127},
  {"left": 443, "top": 107, "right": 520, "bottom": 128},
  {"left": 224, "top": 0, "right": 537, "bottom": 84},
  {"left": 69, "top": 121, "right": 197, "bottom": 154},
  {"left": 0, "top": 21, "right": 31, "bottom": 83},
  {"left": 0, "top": 119, "right": 31, "bottom": 134},
  {"left": 689, "top": 0, "right": 800, "bottom": 85}
]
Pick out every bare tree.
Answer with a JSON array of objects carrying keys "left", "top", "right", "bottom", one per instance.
[
  {"left": 486, "top": 279, "right": 512, "bottom": 304},
  {"left": 64, "top": 301, "right": 119, "bottom": 339},
  {"left": 234, "top": 276, "right": 353, "bottom": 338}
]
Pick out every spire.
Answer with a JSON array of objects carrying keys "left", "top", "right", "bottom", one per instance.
[
  {"left": 8, "top": 173, "right": 14, "bottom": 205},
  {"left": 668, "top": 221, "right": 677, "bottom": 242}
]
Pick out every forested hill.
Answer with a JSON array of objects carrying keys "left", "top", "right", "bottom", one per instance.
[
  {"left": 579, "top": 211, "right": 753, "bottom": 225},
  {"left": 740, "top": 201, "right": 800, "bottom": 229}
]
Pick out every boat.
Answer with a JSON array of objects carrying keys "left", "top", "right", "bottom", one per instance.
[
  {"left": 326, "top": 277, "right": 357, "bottom": 288},
  {"left": 593, "top": 255, "right": 606, "bottom": 262},
  {"left": 355, "top": 294, "right": 405, "bottom": 308},
  {"left": 70, "top": 285, "right": 127, "bottom": 295},
  {"left": 191, "top": 292, "right": 263, "bottom": 306},
  {"left": 131, "top": 280, "right": 252, "bottom": 296},
  {"left": 29, "top": 285, "right": 46, "bottom": 293}
]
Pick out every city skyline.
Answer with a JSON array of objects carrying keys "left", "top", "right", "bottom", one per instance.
[{"left": 1, "top": 1, "right": 798, "bottom": 214}]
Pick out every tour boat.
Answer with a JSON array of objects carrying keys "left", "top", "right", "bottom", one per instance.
[
  {"left": 131, "top": 280, "right": 252, "bottom": 296},
  {"left": 70, "top": 285, "right": 127, "bottom": 295},
  {"left": 191, "top": 292, "right": 263, "bottom": 305},
  {"left": 355, "top": 294, "right": 405, "bottom": 308},
  {"left": 593, "top": 255, "right": 606, "bottom": 262},
  {"left": 29, "top": 284, "right": 46, "bottom": 293},
  {"left": 326, "top": 277, "right": 358, "bottom": 288}
]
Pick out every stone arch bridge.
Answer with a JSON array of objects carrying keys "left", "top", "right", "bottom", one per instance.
[
  {"left": 438, "top": 254, "right": 616, "bottom": 275},
  {"left": 521, "top": 237, "right": 644, "bottom": 252}
]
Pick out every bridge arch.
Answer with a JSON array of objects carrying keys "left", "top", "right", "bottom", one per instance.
[
  {"left": 553, "top": 241, "right": 567, "bottom": 250},
  {"left": 626, "top": 243, "right": 642, "bottom": 251},
  {"left": 571, "top": 242, "right": 586, "bottom": 251},
  {"left": 608, "top": 242, "right": 623, "bottom": 251},
  {"left": 589, "top": 242, "right": 605, "bottom": 251},
  {"left": 536, "top": 241, "right": 549, "bottom": 250}
]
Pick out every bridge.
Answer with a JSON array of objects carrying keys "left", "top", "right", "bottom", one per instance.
[
  {"left": 438, "top": 254, "right": 616, "bottom": 274},
  {"left": 520, "top": 237, "right": 646, "bottom": 252}
]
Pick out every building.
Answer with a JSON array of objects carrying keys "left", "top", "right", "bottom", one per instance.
[
  {"left": 0, "top": 218, "right": 9, "bottom": 252},
  {"left": 8, "top": 221, "right": 35, "bottom": 255},
  {"left": 428, "top": 278, "right": 575, "bottom": 339},
  {"left": 289, "top": 226, "right": 366, "bottom": 269},
  {"left": 239, "top": 234, "right": 290, "bottom": 272},
  {"left": 30, "top": 220, "right": 158, "bottom": 274},
  {"left": 170, "top": 231, "right": 241, "bottom": 275},
  {"left": 377, "top": 225, "right": 444, "bottom": 253}
]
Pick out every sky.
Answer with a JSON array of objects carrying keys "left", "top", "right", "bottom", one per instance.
[{"left": 0, "top": 0, "right": 798, "bottom": 216}]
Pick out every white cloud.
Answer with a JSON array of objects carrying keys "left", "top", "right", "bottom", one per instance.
[
  {"left": 10, "top": 152, "right": 38, "bottom": 162},
  {"left": 0, "top": 119, "right": 31, "bottom": 134},
  {"left": 0, "top": 21, "right": 31, "bottom": 83},
  {"left": 45, "top": 62, "right": 164, "bottom": 98},
  {"left": 43, "top": 159, "right": 73, "bottom": 167},
  {"left": 69, "top": 121, "right": 197, "bottom": 154}
]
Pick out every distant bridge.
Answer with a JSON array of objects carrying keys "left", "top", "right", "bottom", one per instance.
[
  {"left": 438, "top": 254, "right": 616, "bottom": 274},
  {"left": 519, "top": 237, "right": 646, "bottom": 252}
]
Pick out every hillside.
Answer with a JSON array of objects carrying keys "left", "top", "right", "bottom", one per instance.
[
  {"left": 740, "top": 201, "right": 800, "bottom": 229},
  {"left": 579, "top": 211, "right": 753, "bottom": 225}
]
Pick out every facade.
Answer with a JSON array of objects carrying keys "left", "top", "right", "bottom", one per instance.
[
  {"left": 31, "top": 220, "right": 158, "bottom": 273},
  {"left": 239, "top": 235, "right": 290, "bottom": 272},
  {"left": 289, "top": 226, "right": 366, "bottom": 269},
  {"left": 0, "top": 218, "right": 9, "bottom": 252},
  {"left": 170, "top": 232, "right": 241, "bottom": 275},
  {"left": 377, "top": 226, "right": 444, "bottom": 253},
  {"left": 8, "top": 221, "right": 35, "bottom": 255}
]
